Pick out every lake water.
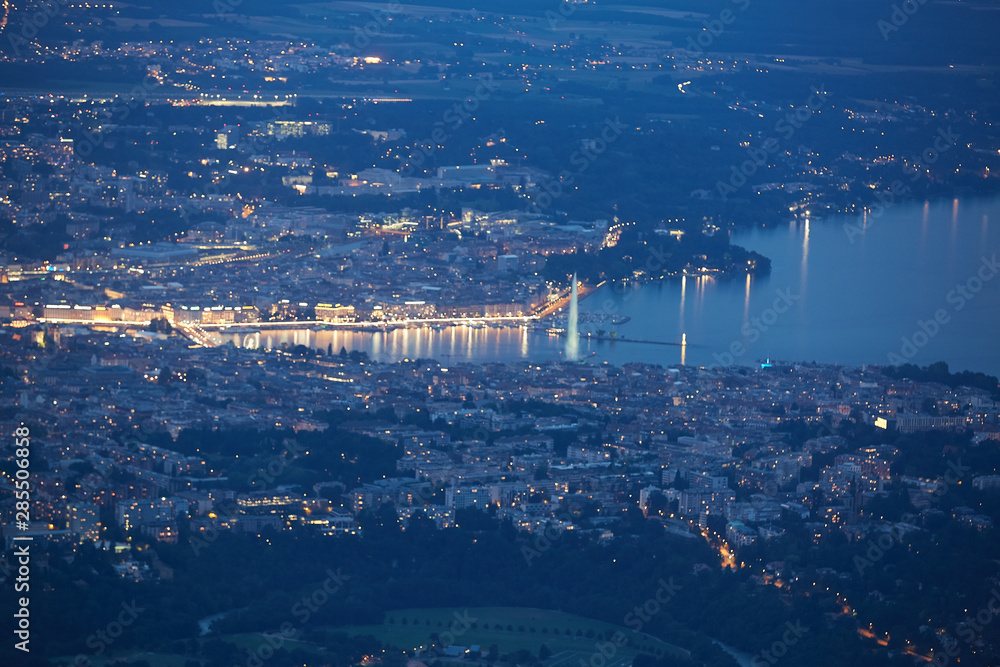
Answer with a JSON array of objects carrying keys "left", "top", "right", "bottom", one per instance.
[{"left": 222, "top": 196, "right": 1000, "bottom": 376}]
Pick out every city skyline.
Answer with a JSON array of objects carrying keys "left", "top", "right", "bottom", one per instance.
[{"left": 0, "top": 1, "right": 998, "bottom": 666}]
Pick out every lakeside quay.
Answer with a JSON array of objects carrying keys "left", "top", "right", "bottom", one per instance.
[{"left": 192, "top": 282, "right": 601, "bottom": 332}]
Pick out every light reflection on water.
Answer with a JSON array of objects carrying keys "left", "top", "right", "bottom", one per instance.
[{"left": 222, "top": 324, "right": 587, "bottom": 365}]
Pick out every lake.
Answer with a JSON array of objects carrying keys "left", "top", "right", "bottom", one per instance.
[{"left": 221, "top": 196, "right": 1000, "bottom": 376}]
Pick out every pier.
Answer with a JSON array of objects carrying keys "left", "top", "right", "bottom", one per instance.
[{"left": 539, "top": 329, "right": 687, "bottom": 347}]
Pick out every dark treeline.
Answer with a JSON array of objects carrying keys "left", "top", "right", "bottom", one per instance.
[
  {"left": 884, "top": 361, "right": 1000, "bottom": 400},
  {"left": 541, "top": 228, "right": 770, "bottom": 283},
  {"left": 1, "top": 506, "right": 874, "bottom": 667}
]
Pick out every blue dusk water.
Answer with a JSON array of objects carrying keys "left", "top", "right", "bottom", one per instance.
[
  {"left": 592, "top": 196, "right": 1000, "bottom": 375},
  {"left": 223, "top": 196, "right": 1000, "bottom": 376}
]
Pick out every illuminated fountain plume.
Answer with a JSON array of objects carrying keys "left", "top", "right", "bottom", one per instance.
[{"left": 565, "top": 272, "right": 579, "bottom": 361}]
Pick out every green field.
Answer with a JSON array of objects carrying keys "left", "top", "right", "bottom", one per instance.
[
  {"left": 51, "top": 607, "right": 688, "bottom": 667},
  {"left": 52, "top": 634, "right": 331, "bottom": 667},
  {"left": 50, "top": 652, "right": 192, "bottom": 667},
  {"left": 332, "top": 606, "right": 690, "bottom": 666}
]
